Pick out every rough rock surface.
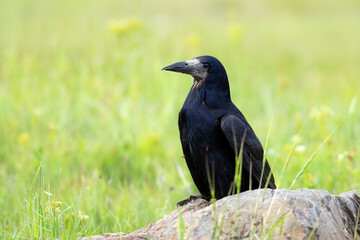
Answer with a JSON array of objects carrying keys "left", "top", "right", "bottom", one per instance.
[{"left": 79, "top": 188, "right": 360, "bottom": 240}]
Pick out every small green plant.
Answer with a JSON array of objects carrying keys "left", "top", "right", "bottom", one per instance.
[{"left": 177, "top": 209, "right": 186, "bottom": 240}]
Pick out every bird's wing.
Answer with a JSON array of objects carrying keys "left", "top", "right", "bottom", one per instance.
[{"left": 220, "top": 114, "right": 276, "bottom": 189}]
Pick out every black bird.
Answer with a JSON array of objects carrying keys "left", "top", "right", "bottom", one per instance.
[{"left": 162, "top": 56, "right": 276, "bottom": 206}]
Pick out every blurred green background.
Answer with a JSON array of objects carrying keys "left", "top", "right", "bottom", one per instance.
[{"left": 0, "top": 0, "right": 359, "bottom": 238}]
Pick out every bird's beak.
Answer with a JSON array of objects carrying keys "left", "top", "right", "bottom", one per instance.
[
  {"left": 161, "top": 60, "right": 196, "bottom": 75},
  {"left": 162, "top": 58, "right": 207, "bottom": 81}
]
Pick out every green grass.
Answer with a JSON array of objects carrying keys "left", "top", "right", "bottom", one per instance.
[{"left": 0, "top": 0, "right": 360, "bottom": 238}]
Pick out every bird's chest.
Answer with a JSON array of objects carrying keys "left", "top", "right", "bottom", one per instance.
[{"left": 181, "top": 102, "right": 220, "bottom": 145}]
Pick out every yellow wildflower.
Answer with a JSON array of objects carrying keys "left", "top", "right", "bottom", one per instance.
[
  {"left": 149, "top": 133, "right": 159, "bottom": 145},
  {"left": 228, "top": 23, "right": 242, "bottom": 44},
  {"left": 186, "top": 34, "right": 199, "bottom": 48},
  {"left": 308, "top": 173, "right": 313, "bottom": 185},
  {"left": 108, "top": 18, "right": 142, "bottom": 36},
  {"left": 17, "top": 132, "right": 30, "bottom": 144}
]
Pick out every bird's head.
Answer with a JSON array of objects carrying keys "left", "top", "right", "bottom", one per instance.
[{"left": 162, "top": 55, "right": 229, "bottom": 90}]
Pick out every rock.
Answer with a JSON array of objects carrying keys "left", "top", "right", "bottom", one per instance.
[{"left": 79, "top": 188, "right": 360, "bottom": 240}]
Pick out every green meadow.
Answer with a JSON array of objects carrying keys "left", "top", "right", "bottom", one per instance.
[{"left": 0, "top": 0, "right": 359, "bottom": 238}]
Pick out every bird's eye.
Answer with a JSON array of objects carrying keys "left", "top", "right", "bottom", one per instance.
[{"left": 202, "top": 64, "right": 209, "bottom": 69}]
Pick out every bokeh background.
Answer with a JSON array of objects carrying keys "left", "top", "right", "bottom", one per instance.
[{"left": 1, "top": 0, "right": 359, "bottom": 238}]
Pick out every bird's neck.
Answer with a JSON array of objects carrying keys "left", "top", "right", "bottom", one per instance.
[
  {"left": 186, "top": 84, "right": 231, "bottom": 109},
  {"left": 203, "top": 75, "right": 232, "bottom": 109}
]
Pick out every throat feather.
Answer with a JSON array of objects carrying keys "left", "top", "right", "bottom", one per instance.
[{"left": 192, "top": 78, "right": 205, "bottom": 89}]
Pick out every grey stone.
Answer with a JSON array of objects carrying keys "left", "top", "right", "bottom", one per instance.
[{"left": 79, "top": 188, "right": 360, "bottom": 240}]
